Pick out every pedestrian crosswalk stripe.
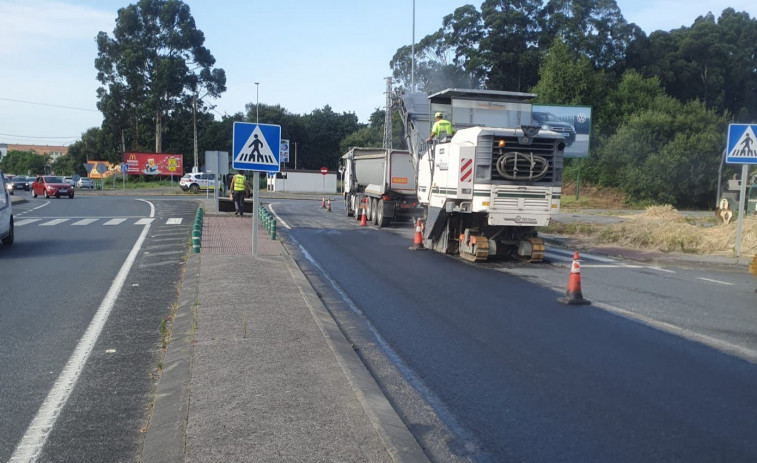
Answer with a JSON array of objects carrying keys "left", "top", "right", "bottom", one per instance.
[
  {"left": 14, "top": 217, "right": 188, "bottom": 227},
  {"left": 72, "top": 219, "right": 98, "bottom": 226},
  {"left": 40, "top": 219, "right": 69, "bottom": 226},
  {"left": 15, "top": 218, "right": 41, "bottom": 226},
  {"left": 104, "top": 218, "right": 127, "bottom": 225}
]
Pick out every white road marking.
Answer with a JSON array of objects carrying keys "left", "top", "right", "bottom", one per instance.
[
  {"left": 15, "top": 219, "right": 41, "bottom": 226},
  {"left": 103, "top": 218, "right": 127, "bottom": 226},
  {"left": 9, "top": 205, "right": 154, "bottom": 462},
  {"left": 166, "top": 218, "right": 182, "bottom": 225},
  {"left": 698, "top": 277, "right": 734, "bottom": 286},
  {"left": 71, "top": 219, "right": 98, "bottom": 226},
  {"left": 547, "top": 247, "right": 618, "bottom": 263},
  {"left": 39, "top": 219, "right": 68, "bottom": 226},
  {"left": 135, "top": 218, "right": 155, "bottom": 225}
]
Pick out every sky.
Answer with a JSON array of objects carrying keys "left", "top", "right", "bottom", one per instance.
[{"left": 0, "top": 0, "right": 754, "bottom": 147}]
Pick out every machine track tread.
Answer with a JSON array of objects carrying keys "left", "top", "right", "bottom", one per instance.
[
  {"left": 460, "top": 236, "right": 489, "bottom": 263},
  {"left": 527, "top": 237, "right": 545, "bottom": 262}
]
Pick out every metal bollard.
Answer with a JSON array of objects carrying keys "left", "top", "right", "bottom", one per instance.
[{"left": 270, "top": 221, "right": 276, "bottom": 240}]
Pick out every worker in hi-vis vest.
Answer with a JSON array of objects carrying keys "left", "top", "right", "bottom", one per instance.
[
  {"left": 426, "top": 112, "right": 452, "bottom": 143},
  {"left": 230, "top": 172, "right": 250, "bottom": 217}
]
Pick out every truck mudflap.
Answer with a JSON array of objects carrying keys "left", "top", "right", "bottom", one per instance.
[{"left": 424, "top": 206, "right": 447, "bottom": 240}]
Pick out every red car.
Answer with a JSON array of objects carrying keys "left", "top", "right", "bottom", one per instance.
[{"left": 32, "top": 176, "right": 75, "bottom": 199}]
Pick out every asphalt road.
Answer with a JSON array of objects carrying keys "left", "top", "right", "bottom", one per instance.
[
  {"left": 270, "top": 197, "right": 757, "bottom": 462},
  {"left": 0, "top": 193, "right": 196, "bottom": 462}
]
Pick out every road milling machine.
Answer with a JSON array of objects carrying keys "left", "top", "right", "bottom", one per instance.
[{"left": 399, "top": 89, "right": 566, "bottom": 262}]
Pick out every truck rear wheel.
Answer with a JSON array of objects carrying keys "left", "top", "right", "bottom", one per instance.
[{"left": 376, "top": 200, "right": 389, "bottom": 228}]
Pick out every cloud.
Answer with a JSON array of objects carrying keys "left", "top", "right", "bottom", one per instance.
[{"left": 0, "top": 1, "right": 113, "bottom": 57}]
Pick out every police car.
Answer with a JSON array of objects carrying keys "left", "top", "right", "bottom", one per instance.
[{"left": 179, "top": 172, "right": 220, "bottom": 193}]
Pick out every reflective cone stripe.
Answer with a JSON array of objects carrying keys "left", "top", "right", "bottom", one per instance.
[
  {"left": 557, "top": 251, "right": 590, "bottom": 305},
  {"left": 321, "top": 197, "right": 325, "bottom": 208},
  {"left": 326, "top": 199, "right": 331, "bottom": 212},
  {"left": 360, "top": 207, "right": 367, "bottom": 226}
]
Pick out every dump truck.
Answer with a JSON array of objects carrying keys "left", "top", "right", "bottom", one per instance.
[
  {"left": 341, "top": 147, "right": 424, "bottom": 227},
  {"left": 399, "top": 88, "right": 566, "bottom": 262}
]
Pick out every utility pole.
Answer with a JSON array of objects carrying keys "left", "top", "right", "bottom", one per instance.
[{"left": 193, "top": 95, "right": 198, "bottom": 173}]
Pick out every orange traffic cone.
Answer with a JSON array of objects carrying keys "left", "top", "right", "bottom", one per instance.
[
  {"left": 409, "top": 218, "right": 426, "bottom": 251},
  {"left": 360, "top": 206, "right": 367, "bottom": 226},
  {"left": 557, "top": 251, "right": 590, "bottom": 305},
  {"left": 321, "top": 197, "right": 326, "bottom": 208},
  {"left": 326, "top": 199, "right": 332, "bottom": 212}
]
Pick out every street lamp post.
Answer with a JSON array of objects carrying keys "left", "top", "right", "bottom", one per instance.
[
  {"left": 254, "top": 82, "right": 259, "bottom": 124},
  {"left": 193, "top": 95, "right": 198, "bottom": 173}
]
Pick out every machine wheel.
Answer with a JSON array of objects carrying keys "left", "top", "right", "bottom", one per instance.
[
  {"left": 1, "top": 218, "right": 13, "bottom": 245},
  {"left": 33, "top": 192, "right": 37, "bottom": 198},
  {"left": 376, "top": 200, "right": 389, "bottom": 228},
  {"left": 189, "top": 184, "right": 199, "bottom": 194},
  {"left": 69, "top": 191, "right": 75, "bottom": 199},
  {"left": 44, "top": 190, "right": 49, "bottom": 198}
]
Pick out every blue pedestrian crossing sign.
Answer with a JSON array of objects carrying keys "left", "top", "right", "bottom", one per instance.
[
  {"left": 232, "top": 122, "right": 281, "bottom": 172},
  {"left": 726, "top": 124, "right": 757, "bottom": 164}
]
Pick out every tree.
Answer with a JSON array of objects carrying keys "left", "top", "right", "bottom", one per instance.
[
  {"left": 479, "top": 0, "right": 543, "bottom": 91},
  {"left": 539, "top": 0, "right": 634, "bottom": 70},
  {"left": 95, "top": 0, "right": 226, "bottom": 154},
  {"left": 531, "top": 38, "right": 599, "bottom": 105},
  {"left": 67, "top": 127, "right": 108, "bottom": 175},
  {"left": 597, "top": 96, "right": 727, "bottom": 208}
]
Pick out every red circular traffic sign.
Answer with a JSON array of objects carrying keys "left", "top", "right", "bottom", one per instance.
[{"left": 320, "top": 167, "right": 328, "bottom": 175}]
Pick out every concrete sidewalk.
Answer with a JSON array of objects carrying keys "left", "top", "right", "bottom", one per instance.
[{"left": 142, "top": 208, "right": 428, "bottom": 462}]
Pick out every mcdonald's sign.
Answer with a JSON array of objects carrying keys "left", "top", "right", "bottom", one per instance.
[{"left": 123, "top": 153, "right": 183, "bottom": 176}]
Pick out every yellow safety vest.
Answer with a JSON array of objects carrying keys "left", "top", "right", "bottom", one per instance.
[
  {"left": 233, "top": 174, "right": 246, "bottom": 191},
  {"left": 432, "top": 119, "right": 452, "bottom": 138}
]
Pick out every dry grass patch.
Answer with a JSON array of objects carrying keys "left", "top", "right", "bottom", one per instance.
[{"left": 550, "top": 205, "right": 757, "bottom": 256}]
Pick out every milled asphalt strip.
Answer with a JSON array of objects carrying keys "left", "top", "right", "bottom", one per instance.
[
  {"left": 141, "top": 253, "right": 199, "bottom": 463},
  {"left": 283, "top": 256, "right": 430, "bottom": 463},
  {"left": 9, "top": 223, "right": 152, "bottom": 463}
]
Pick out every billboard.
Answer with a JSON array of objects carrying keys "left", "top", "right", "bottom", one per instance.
[
  {"left": 532, "top": 104, "right": 592, "bottom": 158},
  {"left": 123, "top": 152, "right": 183, "bottom": 176},
  {"left": 85, "top": 161, "right": 117, "bottom": 179}
]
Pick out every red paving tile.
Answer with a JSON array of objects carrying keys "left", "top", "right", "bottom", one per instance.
[{"left": 201, "top": 216, "right": 286, "bottom": 256}]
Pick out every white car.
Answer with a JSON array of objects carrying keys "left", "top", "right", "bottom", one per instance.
[
  {"left": 77, "top": 177, "right": 95, "bottom": 189},
  {"left": 0, "top": 170, "right": 14, "bottom": 245},
  {"left": 179, "top": 172, "right": 220, "bottom": 193}
]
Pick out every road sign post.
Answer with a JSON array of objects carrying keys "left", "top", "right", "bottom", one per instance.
[
  {"left": 232, "top": 122, "right": 281, "bottom": 256},
  {"left": 725, "top": 124, "right": 757, "bottom": 257}
]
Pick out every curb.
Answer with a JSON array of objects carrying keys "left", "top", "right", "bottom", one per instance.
[
  {"left": 141, "top": 252, "right": 200, "bottom": 463},
  {"left": 283, "top": 256, "right": 430, "bottom": 463}
]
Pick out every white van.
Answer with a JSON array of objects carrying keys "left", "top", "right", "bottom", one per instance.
[{"left": 0, "top": 170, "right": 14, "bottom": 245}]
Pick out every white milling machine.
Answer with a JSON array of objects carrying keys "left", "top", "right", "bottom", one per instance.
[{"left": 398, "top": 89, "right": 566, "bottom": 262}]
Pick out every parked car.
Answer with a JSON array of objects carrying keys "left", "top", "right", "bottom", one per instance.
[
  {"left": 76, "top": 177, "right": 94, "bottom": 189},
  {"left": 179, "top": 172, "right": 220, "bottom": 193},
  {"left": 0, "top": 170, "right": 14, "bottom": 245},
  {"left": 4, "top": 175, "right": 13, "bottom": 195},
  {"left": 63, "top": 176, "right": 76, "bottom": 187},
  {"left": 532, "top": 111, "right": 577, "bottom": 146},
  {"left": 11, "top": 176, "right": 29, "bottom": 191},
  {"left": 31, "top": 176, "right": 75, "bottom": 199}
]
